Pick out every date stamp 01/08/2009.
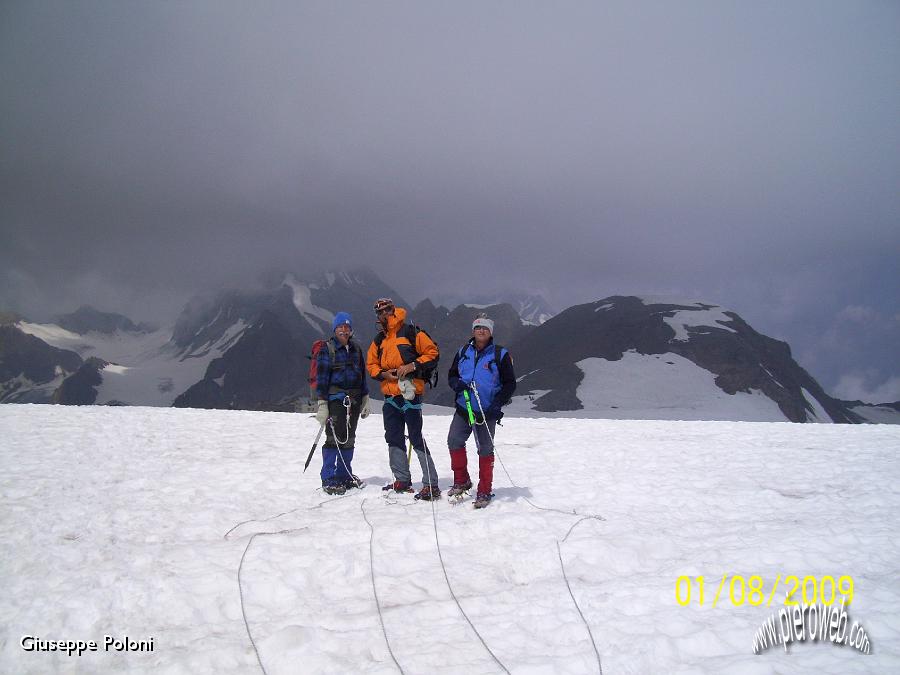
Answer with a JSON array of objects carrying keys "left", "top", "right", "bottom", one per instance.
[
  {"left": 675, "top": 574, "right": 872, "bottom": 655},
  {"left": 675, "top": 574, "right": 854, "bottom": 608},
  {"left": 20, "top": 634, "right": 154, "bottom": 657}
]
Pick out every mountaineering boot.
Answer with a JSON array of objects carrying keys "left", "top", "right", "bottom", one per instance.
[
  {"left": 447, "top": 479, "right": 473, "bottom": 497},
  {"left": 342, "top": 474, "right": 364, "bottom": 489},
  {"left": 449, "top": 447, "right": 470, "bottom": 486},
  {"left": 476, "top": 454, "right": 494, "bottom": 496},
  {"left": 414, "top": 485, "right": 442, "bottom": 501},
  {"left": 381, "top": 480, "right": 413, "bottom": 493},
  {"left": 322, "top": 482, "right": 347, "bottom": 496},
  {"left": 473, "top": 492, "right": 493, "bottom": 509}
]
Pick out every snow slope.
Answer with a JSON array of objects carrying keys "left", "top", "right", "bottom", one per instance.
[
  {"left": 283, "top": 275, "right": 335, "bottom": 332},
  {"left": 1, "top": 406, "right": 898, "bottom": 674},
  {"left": 575, "top": 352, "right": 785, "bottom": 422},
  {"left": 508, "top": 351, "right": 789, "bottom": 422},
  {"left": 15, "top": 321, "right": 244, "bottom": 406},
  {"left": 850, "top": 404, "right": 900, "bottom": 425}
]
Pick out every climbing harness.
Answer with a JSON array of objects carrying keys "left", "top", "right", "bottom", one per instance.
[
  {"left": 328, "top": 395, "right": 353, "bottom": 446},
  {"left": 326, "top": 395, "right": 357, "bottom": 484}
]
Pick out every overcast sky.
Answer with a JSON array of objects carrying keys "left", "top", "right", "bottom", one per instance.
[{"left": 2, "top": 1, "right": 898, "bottom": 401}]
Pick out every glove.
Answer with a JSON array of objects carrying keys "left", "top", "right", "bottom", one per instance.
[
  {"left": 485, "top": 403, "right": 503, "bottom": 421},
  {"left": 452, "top": 379, "right": 469, "bottom": 394},
  {"left": 398, "top": 376, "right": 416, "bottom": 401},
  {"left": 316, "top": 400, "right": 329, "bottom": 425},
  {"left": 360, "top": 395, "right": 370, "bottom": 419}
]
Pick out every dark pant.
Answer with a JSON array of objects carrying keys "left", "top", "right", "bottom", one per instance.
[
  {"left": 323, "top": 396, "right": 361, "bottom": 450},
  {"left": 382, "top": 395, "right": 438, "bottom": 487},
  {"left": 447, "top": 410, "right": 496, "bottom": 456},
  {"left": 321, "top": 395, "right": 361, "bottom": 484}
]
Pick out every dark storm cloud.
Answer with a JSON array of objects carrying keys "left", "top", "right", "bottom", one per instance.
[{"left": 1, "top": 1, "right": 898, "bottom": 398}]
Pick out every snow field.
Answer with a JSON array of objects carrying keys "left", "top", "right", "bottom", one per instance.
[
  {"left": 572, "top": 352, "right": 786, "bottom": 422},
  {"left": 1, "top": 405, "right": 899, "bottom": 674}
]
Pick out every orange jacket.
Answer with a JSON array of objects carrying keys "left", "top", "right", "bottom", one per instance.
[{"left": 366, "top": 307, "right": 439, "bottom": 397}]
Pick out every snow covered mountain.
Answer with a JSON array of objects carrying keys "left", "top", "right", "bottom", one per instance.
[
  {"left": 0, "top": 322, "right": 82, "bottom": 403},
  {"left": 431, "top": 291, "right": 556, "bottom": 325},
  {"left": 12, "top": 317, "right": 224, "bottom": 406},
  {"left": 506, "top": 296, "right": 861, "bottom": 423},
  {"left": 510, "top": 291, "right": 556, "bottom": 325},
  {"left": 841, "top": 400, "right": 900, "bottom": 425},
  {"left": 1, "top": 271, "right": 409, "bottom": 410},
  {"left": 173, "top": 270, "right": 409, "bottom": 410},
  {"left": 1, "top": 287, "right": 891, "bottom": 423}
]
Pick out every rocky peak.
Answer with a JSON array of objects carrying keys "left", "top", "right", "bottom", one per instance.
[
  {"left": 510, "top": 296, "right": 860, "bottom": 422},
  {"left": 56, "top": 305, "right": 150, "bottom": 335}
]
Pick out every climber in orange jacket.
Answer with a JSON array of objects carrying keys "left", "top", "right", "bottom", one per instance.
[{"left": 366, "top": 298, "right": 441, "bottom": 500}]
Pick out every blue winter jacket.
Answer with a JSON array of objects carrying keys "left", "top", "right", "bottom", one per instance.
[
  {"left": 447, "top": 338, "right": 516, "bottom": 416},
  {"left": 316, "top": 337, "right": 369, "bottom": 401}
]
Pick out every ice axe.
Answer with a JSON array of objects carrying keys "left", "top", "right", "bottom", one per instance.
[{"left": 303, "top": 422, "right": 326, "bottom": 473}]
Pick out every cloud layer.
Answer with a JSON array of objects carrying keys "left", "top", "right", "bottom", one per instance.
[{"left": 2, "top": 1, "right": 898, "bottom": 399}]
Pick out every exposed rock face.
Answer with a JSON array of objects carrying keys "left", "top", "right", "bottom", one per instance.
[
  {"left": 409, "top": 299, "right": 450, "bottom": 334},
  {"left": 171, "top": 287, "right": 310, "bottom": 359},
  {"left": 0, "top": 311, "right": 24, "bottom": 325},
  {"left": 57, "top": 306, "right": 151, "bottom": 335},
  {"left": 2, "top": 281, "right": 883, "bottom": 424},
  {"left": 509, "top": 296, "right": 861, "bottom": 422},
  {"left": 306, "top": 269, "right": 410, "bottom": 347},
  {"left": 170, "top": 270, "right": 409, "bottom": 410},
  {"left": 173, "top": 311, "right": 319, "bottom": 411},
  {"left": 53, "top": 357, "right": 109, "bottom": 405},
  {"left": 0, "top": 325, "right": 83, "bottom": 403}
]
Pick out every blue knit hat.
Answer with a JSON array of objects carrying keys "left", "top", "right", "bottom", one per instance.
[{"left": 332, "top": 312, "right": 352, "bottom": 332}]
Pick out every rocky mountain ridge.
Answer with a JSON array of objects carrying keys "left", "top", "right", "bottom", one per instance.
[
  {"left": 507, "top": 296, "right": 862, "bottom": 423},
  {"left": 2, "top": 278, "right": 895, "bottom": 423}
]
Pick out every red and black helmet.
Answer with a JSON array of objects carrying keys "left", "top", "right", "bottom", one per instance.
[{"left": 373, "top": 297, "right": 394, "bottom": 314}]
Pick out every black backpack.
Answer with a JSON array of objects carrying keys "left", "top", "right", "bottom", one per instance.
[{"left": 374, "top": 323, "right": 440, "bottom": 388}]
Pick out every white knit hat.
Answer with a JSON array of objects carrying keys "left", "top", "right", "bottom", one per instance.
[{"left": 472, "top": 315, "right": 494, "bottom": 333}]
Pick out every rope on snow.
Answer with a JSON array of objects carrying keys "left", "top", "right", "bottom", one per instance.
[{"left": 470, "top": 381, "right": 604, "bottom": 674}]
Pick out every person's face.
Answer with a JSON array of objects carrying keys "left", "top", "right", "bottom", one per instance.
[
  {"left": 375, "top": 307, "right": 394, "bottom": 327},
  {"left": 334, "top": 323, "right": 351, "bottom": 345},
  {"left": 473, "top": 325, "right": 491, "bottom": 348}
]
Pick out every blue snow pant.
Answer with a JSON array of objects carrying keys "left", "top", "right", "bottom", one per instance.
[{"left": 382, "top": 395, "right": 438, "bottom": 487}]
